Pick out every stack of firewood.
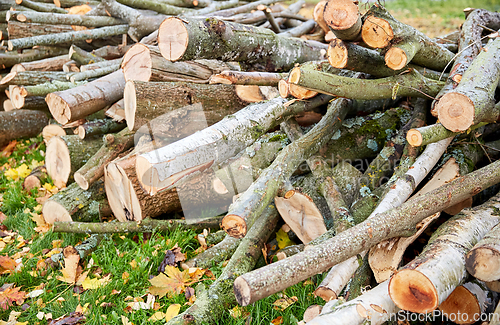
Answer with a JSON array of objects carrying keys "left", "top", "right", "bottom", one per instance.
[{"left": 1, "top": 0, "right": 500, "bottom": 323}]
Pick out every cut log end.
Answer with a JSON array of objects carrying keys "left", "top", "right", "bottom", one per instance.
[
  {"left": 42, "top": 124, "right": 66, "bottom": 144},
  {"left": 278, "top": 80, "right": 290, "bottom": 98},
  {"left": 466, "top": 248, "right": 500, "bottom": 282},
  {"left": 234, "top": 85, "right": 265, "bottom": 103},
  {"left": 135, "top": 156, "right": 158, "bottom": 196},
  {"left": 327, "top": 39, "right": 348, "bottom": 69},
  {"left": 436, "top": 92, "right": 475, "bottom": 132},
  {"left": 233, "top": 276, "right": 252, "bottom": 306},
  {"left": 0, "top": 72, "right": 16, "bottom": 85},
  {"left": 361, "top": 16, "right": 393, "bottom": 49},
  {"left": 209, "top": 74, "right": 233, "bottom": 85},
  {"left": 385, "top": 47, "right": 407, "bottom": 70},
  {"left": 303, "top": 305, "right": 322, "bottom": 322},
  {"left": 323, "top": 0, "right": 359, "bottom": 30},
  {"left": 42, "top": 200, "right": 72, "bottom": 224},
  {"left": 158, "top": 17, "right": 190, "bottom": 62},
  {"left": 406, "top": 129, "right": 423, "bottom": 147},
  {"left": 314, "top": 287, "right": 337, "bottom": 302},
  {"left": 289, "top": 67, "right": 301, "bottom": 84},
  {"left": 439, "top": 286, "right": 481, "bottom": 325},
  {"left": 389, "top": 269, "right": 438, "bottom": 313},
  {"left": 9, "top": 86, "right": 25, "bottom": 109},
  {"left": 313, "top": 1, "right": 330, "bottom": 34},
  {"left": 221, "top": 214, "right": 246, "bottom": 238},
  {"left": 46, "top": 136, "right": 71, "bottom": 188},
  {"left": 121, "top": 43, "right": 153, "bottom": 82},
  {"left": 289, "top": 84, "right": 318, "bottom": 100},
  {"left": 124, "top": 80, "right": 137, "bottom": 130},
  {"left": 46, "top": 93, "right": 71, "bottom": 125},
  {"left": 74, "top": 172, "right": 89, "bottom": 191}
]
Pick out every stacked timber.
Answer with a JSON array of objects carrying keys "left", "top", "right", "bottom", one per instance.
[{"left": 1, "top": 0, "right": 500, "bottom": 324}]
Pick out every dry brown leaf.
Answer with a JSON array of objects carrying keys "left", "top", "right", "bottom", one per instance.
[
  {"left": 0, "top": 285, "right": 26, "bottom": 310},
  {"left": 57, "top": 246, "right": 80, "bottom": 284},
  {"left": 1, "top": 140, "right": 17, "bottom": 158},
  {"left": 0, "top": 212, "right": 7, "bottom": 223},
  {"left": 148, "top": 266, "right": 193, "bottom": 298},
  {"left": 0, "top": 256, "right": 17, "bottom": 275}
]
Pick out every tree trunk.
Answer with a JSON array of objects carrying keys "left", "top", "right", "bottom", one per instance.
[
  {"left": 1, "top": 71, "right": 69, "bottom": 87},
  {"left": 466, "top": 222, "right": 500, "bottom": 282},
  {"left": 0, "top": 110, "right": 48, "bottom": 147},
  {"left": 46, "top": 70, "right": 126, "bottom": 125},
  {"left": 157, "top": 16, "right": 326, "bottom": 71}
]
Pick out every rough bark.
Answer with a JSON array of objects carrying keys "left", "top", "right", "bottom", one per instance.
[
  {"left": 42, "top": 179, "right": 108, "bottom": 224},
  {"left": 46, "top": 70, "right": 126, "bottom": 125},
  {"left": 406, "top": 122, "right": 487, "bottom": 147},
  {"left": 435, "top": 36, "right": 500, "bottom": 132},
  {"left": 233, "top": 158, "right": 500, "bottom": 306},
  {"left": 289, "top": 61, "right": 444, "bottom": 100},
  {"left": 46, "top": 135, "right": 103, "bottom": 188},
  {"left": 124, "top": 80, "right": 249, "bottom": 131},
  {"left": 10, "top": 54, "right": 69, "bottom": 72},
  {"left": 466, "top": 222, "right": 500, "bottom": 282},
  {"left": 135, "top": 94, "right": 331, "bottom": 195},
  {"left": 76, "top": 118, "right": 125, "bottom": 140},
  {"left": 388, "top": 192, "right": 500, "bottom": 313},
  {"left": 0, "top": 110, "right": 48, "bottom": 147},
  {"left": 0, "top": 46, "right": 68, "bottom": 69},
  {"left": 1, "top": 71, "right": 69, "bottom": 87},
  {"left": 323, "top": 0, "right": 361, "bottom": 41},
  {"left": 4, "top": 24, "right": 129, "bottom": 51},
  {"left": 157, "top": 16, "right": 326, "bottom": 71},
  {"left": 7, "top": 9, "right": 125, "bottom": 27},
  {"left": 10, "top": 81, "right": 84, "bottom": 109},
  {"left": 209, "top": 71, "right": 287, "bottom": 86},
  {"left": 181, "top": 235, "right": 240, "bottom": 269},
  {"left": 80, "top": 58, "right": 122, "bottom": 72}
]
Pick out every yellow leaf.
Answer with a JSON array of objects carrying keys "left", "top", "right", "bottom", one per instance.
[
  {"left": 4, "top": 168, "right": 18, "bottom": 181},
  {"left": 82, "top": 274, "right": 111, "bottom": 290},
  {"left": 165, "top": 304, "right": 181, "bottom": 321},
  {"left": 122, "top": 271, "right": 130, "bottom": 284},
  {"left": 121, "top": 315, "right": 134, "bottom": 325},
  {"left": 129, "top": 260, "right": 138, "bottom": 269},
  {"left": 42, "top": 183, "right": 58, "bottom": 194},
  {"left": 16, "top": 164, "right": 31, "bottom": 179},
  {"left": 148, "top": 312, "right": 167, "bottom": 321},
  {"left": 276, "top": 229, "right": 295, "bottom": 249},
  {"left": 272, "top": 296, "right": 298, "bottom": 311},
  {"left": 229, "top": 306, "right": 250, "bottom": 319},
  {"left": 57, "top": 252, "right": 80, "bottom": 284},
  {"left": 271, "top": 316, "right": 283, "bottom": 325},
  {"left": 148, "top": 266, "right": 192, "bottom": 298}
]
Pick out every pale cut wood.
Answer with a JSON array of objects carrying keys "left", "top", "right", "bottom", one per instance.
[
  {"left": 42, "top": 124, "right": 67, "bottom": 144},
  {"left": 105, "top": 99, "right": 125, "bottom": 122},
  {"left": 312, "top": 1, "right": 329, "bottom": 34},
  {"left": 323, "top": 0, "right": 361, "bottom": 41},
  {"left": 361, "top": 16, "right": 393, "bottom": 48},
  {"left": 303, "top": 305, "right": 322, "bottom": 323},
  {"left": 313, "top": 255, "right": 360, "bottom": 302}
]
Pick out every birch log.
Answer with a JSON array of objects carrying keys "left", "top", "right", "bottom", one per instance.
[{"left": 466, "top": 222, "right": 500, "bottom": 282}]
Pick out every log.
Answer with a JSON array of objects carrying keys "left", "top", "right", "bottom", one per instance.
[
  {"left": 435, "top": 35, "right": 500, "bottom": 132},
  {"left": 6, "top": 20, "right": 73, "bottom": 40},
  {"left": 279, "top": 19, "right": 316, "bottom": 38},
  {"left": 209, "top": 71, "right": 287, "bottom": 86},
  {"left": 42, "top": 124, "right": 70, "bottom": 144},
  {"left": 157, "top": 17, "right": 327, "bottom": 71},
  {"left": 74, "top": 128, "right": 134, "bottom": 190},
  {"left": 0, "top": 110, "right": 48, "bottom": 147},
  {"left": 323, "top": 0, "right": 361, "bottom": 41},
  {"left": 3, "top": 24, "right": 129, "bottom": 51},
  {"left": 16, "top": 0, "right": 67, "bottom": 13},
  {"left": 121, "top": 43, "right": 235, "bottom": 83},
  {"left": 124, "top": 80, "right": 250, "bottom": 131},
  {"left": 42, "top": 179, "right": 107, "bottom": 224},
  {"left": 1, "top": 71, "right": 69, "bottom": 87},
  {"left": 23, "top": 165, "right": 48, "bottom": 191},
  {"left": 0, "top": 46, "right": 68, "bottom": 69},
  {"left": 69, "top": 44, "right": 107, "bottom": 65},
  {"left": 9, "top": 95, "right": 49, "bottom": 112},
  {"left": 7, "top": 9, "right": 125, "bottom": 27},
  {"left": 80, "top": 58, "right": 123, "bottom": 72},
  {"left": 76, "top": 118, "right": 125, "bottom": 139},
  {"left": 466, "top": 222, "right": 500, "bottom": 282},
  {"left": 46, "top": 70, "right": 126, "bottom": 125},
  {"left": 233, "top": 158, "right": 500, "bottom": 306},
  {"left": 70, "top": 63, "right": 120, "bottom": 82},
  {"left": 288, "top": 61, "right": 444, "bottom": 100},
  {"left": 313, "top": 0, "right": 329, "bottom": 34},
  {"left": 135, "top": 94, "right": 332, "bottom": 195},
  {"left": 181, "top": 235, "right": 240, "bottom": 269},
  {"left": 105, "top": 99, "right": 125, "bottom": 122},
  {"left": 10, "top": 54, "right": 70, "bottom": 72},
  {"left": 406, "top": 121, "right": 488, "bottom": 147},
  {"left": 9, "top": 81, "right": 83, "bottom": 109},
  {"left": 46, "top": 135, "right": 103, "bottom": 188},
  {"left": 388, "top": 192, "right": 500, "bottom": 314}
]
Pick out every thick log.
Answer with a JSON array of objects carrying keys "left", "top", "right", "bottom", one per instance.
[
  {"left": 323, "top": 0, "right": 361, "bottom": 41},
  {"left": 221, "top": 98, "right": 351, "bottom": 239},
  {"left": 388, "top": 192, "right": 500, "bottom": 313},
  {"left": 466, "top": 222, "right": 500, "bottom": 282},
  {"left": 0, "top": 110, "right": 48, "bottom": 147},
  {"left": 289, "top": 61, "right": 444, "bottom": 100},
  {"left": 74, "top": 128, "right": 134, "bottom": 190},
  {"left": 9, "top": 81, "right": 83, "bottom": 109},
  {"left": 121, "top": 43, "right": 235, "bottom": 83},
  {"left": 435, "top": 36, "right": 500, "bottom": 132},
  {"left": 233, "top": 158, "right": 500, "bottom": 306},
  {"left": 10, "top": 54, "right": 69, "bottom": 72},
  {"left": 46, "top": 70, "right": 126, "bottom": 125},
  {"left": 157, "top": 17, "right": 326, "bottom": 71},
  {"left": 46, "top": 135, "right": 103, "bottom": 188},
  {"left": 7, "top": 20, "right": 73, "bottom": 39},
  {"left": 124, "top": 80, "right": 249, "bottom": 131},
  {"left": 42, "top": 180, "right": 108, "bottom": 224},
  {"left": 209, "top": 71, "right": 287, "bottom": 86},
  {"left": 135, "top": 94, "right": 332, "bottom": 195},
  {"left": 3, "top": 24, "right": 129, "bottom": 51},
  {"left": 0, "top": 46, "right": 68, "bottom": 69}
]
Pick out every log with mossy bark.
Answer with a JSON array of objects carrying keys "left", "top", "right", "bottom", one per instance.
[
  {"left": 388, "top": 192, "right": 500, "bottom": 314},
  {"left": 69, "top": 44, "right": 107, "bottom": 65},
  {"left": 80, "top": 58, "right": 123, "bottom": 72},
  {"left": 123, "top": 80, "right": 251, "bottom": 131},
  {"left": 46, "top": 135, "right": 103, "bottom": 188},
  {"left": 121, "top": 43, "right": 237, "bottom": 83},
  {"left": 1, "top": 71, "right": 69, "bottom": 87},
  {"left": 361, "top": 4, "right": 454, "bottom": 71},
  {"left": 157, "top": 16, "right": 326, "bottom": 71},
  {"left": 9, "top": 81, "right": 85, "bottom": 109},
  {"left": 0, "top": 46, "right": 68, "bottom": 69},
  {"left": 3, "top": 24, "right": 129, "bottom": 51},
  {"left": 135, "top": 94, "right": 331, "bottom": 195},
  {"left": 0, "top": 110, "right": 48, "bottom": 147},
  {"left": 16, "top": 0, "right": 67, "bottom": 13},
  {"left": 42, "top": 179, "right": 108, "bottom": 224},
  {"left": 288, "top": 61, "right": 444, "bottom": 100},
  {"left": 7, "top": 9, "right": 126, "bottom": 27},
  {"left": 181, "top": 235, "right": 240, "bottom": 269},
  {"left": 322, "top": 0, "right": 361, "bottom": 41},
  {"left": 466, "top": 222, "right": 500, "bottom": 282},
  {"left": 209, "top": 71, "right": 287, "bottom": 86},
  {"left": 46, "top": 70, "right": 126, "bottom": 125},
  {"left": 76, "top": 118, "right": 125, "bottom": 140},
  {"left": 166, "top": 204, "right": 279, "bottom": 325},
  {"left": 10, "top": 54, "right": 70, "bottom": 72},
  {"left": 69, "top": 63, "right": 121, "bottom": 82},
  {"left": 435, "top": 36, "right": 500, "bottom": 132},
  {"left": 233, "top": 158, "right": 500, "bottom": 306}
]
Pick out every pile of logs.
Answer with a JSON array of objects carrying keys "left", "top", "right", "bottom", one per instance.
[{"left": 2, "top": 0, "right": 500, "bottom": 323}]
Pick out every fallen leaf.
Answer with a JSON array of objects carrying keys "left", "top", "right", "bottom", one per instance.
[
  {"left": 273, "top": 296, "right": 298, "bottom": 311},
  {"left": 0, "top": 285, "right": 26, "bottom": 310},
  {"left": 165, "top": 304, "right": 181, "bottom": 322},
  {"left": 157, "top": 250, "right": 176, "bottom": 273},
  {"left": 31, "top": 213, "right": 51, "bottom": 233},
  {"left": 57, "top": 247, "right": 80, "bottom": 284},
  {"left": 276, "top": 229, "right": 295, "bottom": 250},
  {"left": 122, "top": 271, "right": 130, "bottom": 284},
  {"left": 229, "top": 306, "right": 250, "bottom": 319},
  {"left": 27, "top": 289, "right": 44, "bottom": 298},
  {"left": 1, "top": 140, "right": 17, "bottom": 157},
  {"left": 47, "top": 312, "right": 85, "bottom": 325},
  {"left": 148, "top": 266, "right": 192, "bottom": 298},
  {"left": 0, "top": 256, "right": 17, "bottom": 274},
  {"left": 148, "top": 311, "right": 167, "bottom": 321},
  {"left": 81, "top": 274, "right": 111, "bottom": 290},
  {"left": 271, "top": 316, "right": 283, "bottom": 324},
  {"left": 121, "top": 315, "right": 134, "bottom": 325},
  {"left": 0, "top": 212, "right": 6, "bottom": 223}
]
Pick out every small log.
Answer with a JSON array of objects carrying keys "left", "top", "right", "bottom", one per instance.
[
  {"left": 314, "top": 255, "right": 360, "bottom": 302},
  {"left": 46, "top": 134, "right": 103, "bottom": 188},
  {"left": 9, "top": 81, "right": 82, "bottom": 109},
  {"left": 7, "top": 9, "right": 125, "bottom": 27},
  {"left": 279, "top": 19, "right": 316, "bottom": 38},
  {"left": 466, "top": 222, "right": 500, "bottom": 282},
  {"left": 16, "top": 0, "right": 67, "bottom": 13},
  {"left": 181, "top": 235, "right": 240, "bottom": 269},
  {"left": 406, "top": 122, "right": 488, "bottom": 147},
  {"left": 0, "top": 46, "right": 67, "bottom": 69},
  {"left": 23, "top": 165, "right": 48, "bottom": 191},
  {"left": 3, "top": 24, "right": 129, "bottom": 51},
  {"left": 69, "top": 44, "right": 106, "bottom": 65},
  {"left": 312, "top": 0, "right": 329, "bottom": 34},
  {"left": 10, "top": 54, "right": 69, "bottom": 72},
  {"left": 157, "top": 17, "right": 326, "bottom": 71},
  {"left": 388, "top": 193, "right": 500, "bottom": 314},
  {"left": 1, "top": 71, "right": 69, "bottom": 87},
  {"left": 76, "top": 118, "right": 125, "bottom": 140},
  {"left": 74, "top": 128, "right": 134, "bottom": 190},
  {"left": 209, "top": 71, "right": 287, "bottom": 86},
  {"left": 42, "top": 124, "right": 70, "bottom": 144},
  {"left": 70, "top": 63, "right": 120, "bottom": 82},
  {"left": 303, "top": 305, "right": 322, "bottom": 323},
  {"left": 46, "top": 70, "right": 126, "bottom": 125},
  {"left": 9, "top": 95, "right": 49, "bottom": 112},
  {"left": 124, "top": 80, "right": 250, "bottom": 131},
  {"left": 105, "top": 99, "right": 125, "bottom": 122},
  {"left": 289, "top": 61, "right": 444, "bottom": 100},
  {"left": 233, "top": 158, "right": 500, "bottom": 306},
  {"left": 80, "top": 58, "right": 122, "bottom": 72},
  {"left": 323, "top": 0, "right": 361, "bottom": 41},
  {"left": 42, "top": 179, "right": 107, "bottom": 224},
  {"left": 439, "top": 280, "right": 493, "bottom": 325},
  {"left": 435, "top": 36, "right": 500, "bottom": 132},
  {"left": 6, "top": 20, "right": 73, "bottom": 40},
  {"left": 0, "top": 110, "right": 48, "bottom": 147}
]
